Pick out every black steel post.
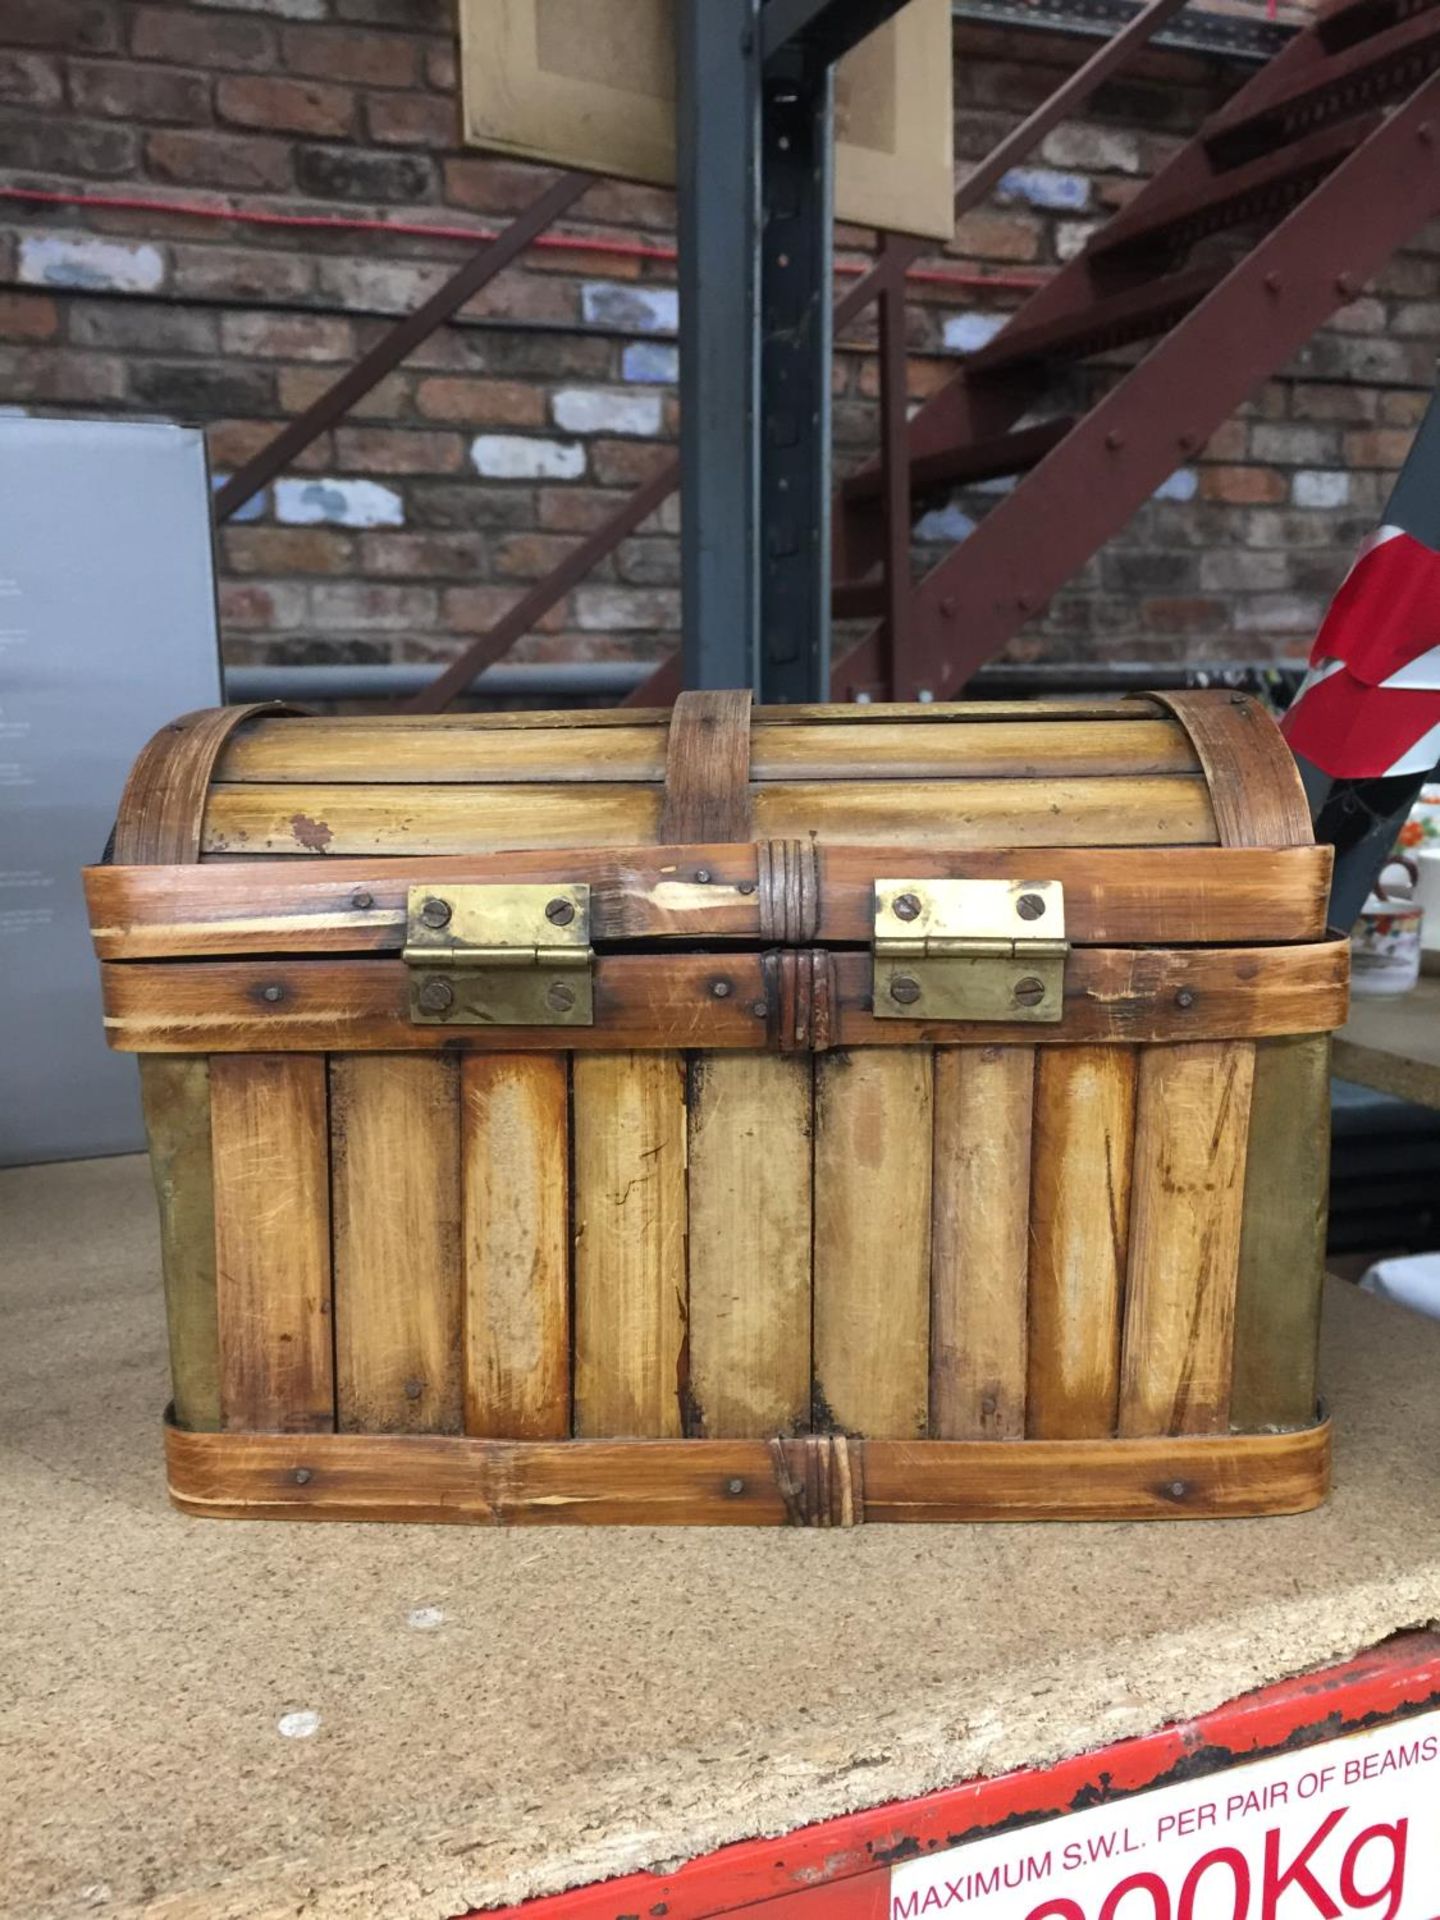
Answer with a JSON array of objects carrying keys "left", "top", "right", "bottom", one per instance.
[
  {"left": 758, "top": 42, "right": 833, "bottom": 702},
  {"left": 677, "top": 0, "right": 762, "bottom": 693}
]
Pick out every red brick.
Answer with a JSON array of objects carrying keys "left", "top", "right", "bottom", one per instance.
[
  {"left": 590, "top": 439, "right": 674, "bottom": 488},
  {"left": 0, "top": 51, "right": 63, "bottom": 107},
  {"left": 0, "top": 344, "right": 123, "bottom": 402},
  {"left": 1140, "top": 597, "right": 1226, "bottom": 634},
  {"left": 0, "top": 292, "right": 58, "bottom": 341},
  {"left": 279, "top": 366, "right": 412, "bottom": 418},
  {"left": 70, "top": 58, "right": 212, "bottom": 123},
  {"left": 5, "top": 0, "right": 117, "bottom": 52},
  {"left": 0, "top": 112, "right": 136, "bottom": 176},
  {"left": 1198, "top": 466, "right": 1288, "bottom": 505},
  {"left": 221, "top": 312, "right": 356, "bottom": 362},
  {"left": 223, "top": 528, "right": 357, "bottom": 576},
  {"left": 951, "top": 211, "right": 1042, "bottom": 263},
  {"left": 1290, "top": 383, "right": 1378, "bottom": 424},
  {"left": 147, "top": 128, "right": 292, "bottom": 192},
  {"left": 333, "top": 426, "right": 465, "bottom": 473},
  {"left": 536, "top": 487, "right": 636, "bottom": 534},
  {"left": 415, "top": 376, "right": 545, "bottom": 427},
  {"left": 443, "top": 157, "right": 566, "bottom": 215},
  {"left": 426, "top": 43, "right": 457, "bottom": 90},
  {"left": 170, "top": 244, "right": 316, "bottom": 304},
  {"left": 1381, "top": 390, "right": 1430, "bottom": 426},
  {"left": 358, "top": 531, "right": 487, "bottom": 577},
  {"left": 493, "top": 532, "right": 588, "bottom": 581},
  {"left": 219, "top": 581, "right": 306, "bottom": 631},
  {"left": 529, "top": 242, "right": 641, "bottom": 281},
  {"left": 1200, "top": 420, "right": 1248, "bottom": 462},
  {"left": 1344, "top": 428, "right": 1413, "bottom": 467},
  {"left": 217, "top": 75, "right": 355, "bottom": 139},
  {"left": 282, "top": 24, "right": 419, "bottom": 87},
  {"left": 207, "top": 418, "right": 333, "bottom": 474},
  {"left": 581, "top": 179, "right": 677, "bottom": 231},
  {"left": 443, "top": 584, "right": 569, "bottom": 634},
  {"left": 365, "top": 90, "right": 457, "bottom": 147},
  {"left": 130, "top": 8, "right": 274, "bottom": 70}
]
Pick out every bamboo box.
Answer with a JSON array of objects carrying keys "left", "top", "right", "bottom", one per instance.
[{"left": 86, "top": 691, "right": 1346, "bottom": 1527}]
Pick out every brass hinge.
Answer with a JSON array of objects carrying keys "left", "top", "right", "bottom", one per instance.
[
  {"left": 403, "top": 883, "right": 594, "bottom": 1026},
  {"left": 872, "top": 878, "right": 1067, "bottom": 1023}
]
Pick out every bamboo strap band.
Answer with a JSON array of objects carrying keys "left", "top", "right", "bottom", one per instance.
[
  {"left": 1151, "top": 690, "right": 1312, "bottom": 849},
  {"left": 112, "top": 702, "right": 307, "bottom": 864},
  {"left": 658, "top": 689, "right": 754, "bottom": 844}
]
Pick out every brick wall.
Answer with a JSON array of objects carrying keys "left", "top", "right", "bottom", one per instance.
[{"left": 1, "top": 0, "right": 1436, "bottom": 689}]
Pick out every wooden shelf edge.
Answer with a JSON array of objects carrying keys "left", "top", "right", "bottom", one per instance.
[{"left": 164, "top": 1419, "right": 1332, "bottom": 1527}]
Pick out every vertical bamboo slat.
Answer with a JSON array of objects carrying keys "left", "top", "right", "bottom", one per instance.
[
  {"left": 1027, "top": 1047, "right": 1137, "bottom": 1439},
  {"left": 573, "top": 1051, "right": 688, "bottom": 1438},
  {"left": 461, "top": 1054, "right": 571, "bottom": 1439},
  {"left": 331, "top": 1055, "right": 462, "bottom": 1434},
  {"left": 930, "top": 1046, "right": 1034, "bottom": 1438},
  {"left": 813, "top": 1049, "right": 933, "bottom": 1437},
  {"left": 211, "top": 1053, "right": 334, "bottom": 1433},
  {"left": 686, "top": 1053, "right": 812, "bottom": 1437},
  {"left": 1119, "top": 1041, "right": 1256, "bottom": 1437},
  {"left": 138, "top": 1056, "right": 221, "bottom": 1433},
  {"left": 1232, "top": 1035, "right": 1331, "bottom": 1431}
]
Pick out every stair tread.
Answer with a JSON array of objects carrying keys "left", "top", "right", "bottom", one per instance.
[
  {"left": 843, "top": 417, "right": 1075, "bottom": 509},
  {"left": 964, "top": 262, "right": 1225, "bottom": 377},
  {"left": 1092, "top": 117, "right": 1377, "bottom": 261},
  {"left": 1203, "top": 4, "right": 1440, "bottom": 160}
]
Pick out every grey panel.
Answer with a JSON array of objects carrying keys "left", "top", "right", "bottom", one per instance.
[{"left": 0, "top": 418, "right": 222, "bottom": 1166}]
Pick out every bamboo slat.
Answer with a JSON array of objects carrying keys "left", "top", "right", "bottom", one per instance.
[
  {"left": 215, "top": 717, "right": 1197, "bottom": 786},
  {"left": 813, "top": 1049, "right": 933, "bottom": 1437},
  {"left": 461, "top": 1054, "right": 571, "bottom": 1439},
  {"left": 330, "top": 1055, "right": 462, "bottom": 1434},
  {"left": 210, "top": 1053, "right": 334, "bottom": 1433},
  {"left": 1119, "top": 1041, "right": 1256, "bottom": 1437},
  {"left": 685, "top": 1053, "right": 812, "bottom": 1437},
  {"left": 572, "top": 1052, "right": 688, "bottom": 1438},
  {"left": 752, "top": 777, "right": 1217, "bottom": 847},
  {"left": 930, "top": 1046, "right": 1034, "bottom": 1438},
  {"left": 1231, "top": 1035, "right": 1330, "bottom": 1431},
  {"left": 201, "top": 774, "right": 1218, "bottom": 856},
  {"left": 165, "top": 1419, "right": 1332, "bottom": 1526},
  {"left": 1027, "top": 1047, "right": 1137, "bottom": 1439},
  {"left": 138, "top": 1056, "right": 221, "bottom": 1432},
  {"left": 87, "top": 843, "right": 1335, "bottom": 959},
  {"left": 99, "top": 939, "right": 1350, "bottom": 1054},
  {"left": 658, "top": 689, "right": 753, "bottom": 843},
  {"left": 1152, "top": 691, "right": 1311, "bottom": 847}
]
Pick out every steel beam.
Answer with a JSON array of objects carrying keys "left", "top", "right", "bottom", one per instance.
[
  {"left": 758, "top": 43, "right": 833, "bottom": 701},
  {"left": 761, "top": 0, "right": 913, "bottom": 64},
  {"left": 677, "top": 0, "right": 762, "bottom": 692}
]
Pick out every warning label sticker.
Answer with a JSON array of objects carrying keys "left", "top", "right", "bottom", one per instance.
[{"left": 890, "top": 1706, "right": 1440, "bottom": 1919}]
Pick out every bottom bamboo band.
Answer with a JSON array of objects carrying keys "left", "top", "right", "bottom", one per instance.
[{"left": 165, "top": 1418, "right": 1330, "bottom": 1527}]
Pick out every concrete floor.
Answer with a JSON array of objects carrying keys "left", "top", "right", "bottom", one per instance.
[{"left": 3, "top": 1153, "right": 1440, "bottom": 1920}]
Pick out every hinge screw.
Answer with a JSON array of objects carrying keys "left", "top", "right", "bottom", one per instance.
[
  {"left": 418, "top": 977, "right": 454, "bottom": 1014},
  {"left": 1016, "top": 893, "right": 1045, "bottom": 921},
  {"left": 546, "top": 982, "right": 577, "bottom": 1014},
  {"left": 1013, "top": 976, "right": 1046, "bottom": 1008},
  {"left": 420, "top": 896, "right": 452, "bottom": 929},
  {"left": 889, "top": 975, "right": 922, "bottom": 1006},
  {"left": 545, "top": 897, "right": 575, "bottom": 925},
  {"left": 893, "top": 892, "right": 922, "bottom": 921}
]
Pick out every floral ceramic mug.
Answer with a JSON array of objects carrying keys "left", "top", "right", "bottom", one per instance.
[{"left": 1352, "top": 857, "right": 1424, "bottom": 997}]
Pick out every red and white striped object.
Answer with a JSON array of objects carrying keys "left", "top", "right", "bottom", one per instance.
[{"left": 1281, "top": 393, "right": 1440, "bottom": 779}]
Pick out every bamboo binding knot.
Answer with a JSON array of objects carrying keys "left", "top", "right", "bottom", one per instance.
[{"left": 768, "top": 1434, "right": 865, "bottom": 1527}]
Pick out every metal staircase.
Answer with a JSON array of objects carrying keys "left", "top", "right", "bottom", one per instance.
[{"left": 817, "top": 0, "right": 1440, "bottom": 701}]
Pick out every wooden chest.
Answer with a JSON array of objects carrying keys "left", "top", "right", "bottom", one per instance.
[{"left": 87, "top": 691, "right": 1346, "bottom": 1527}]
